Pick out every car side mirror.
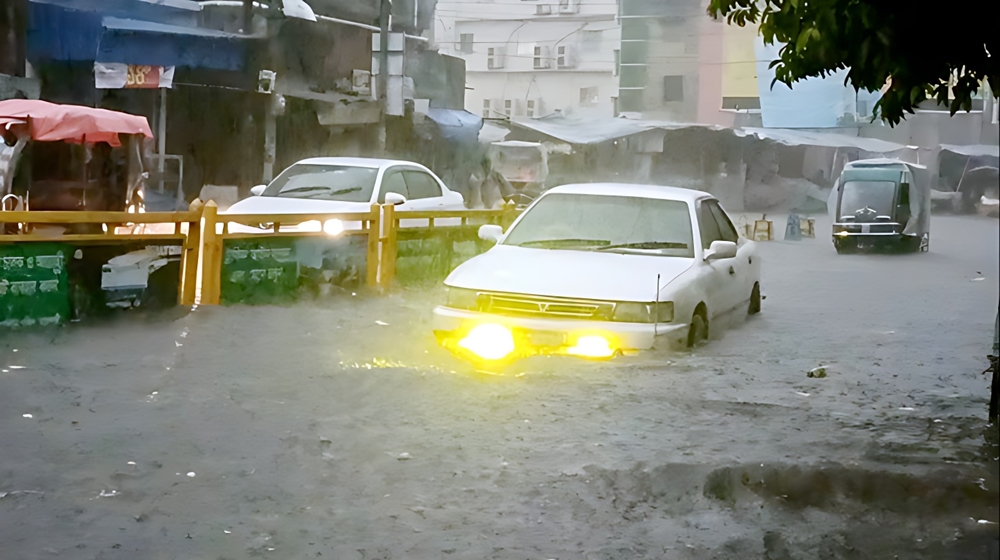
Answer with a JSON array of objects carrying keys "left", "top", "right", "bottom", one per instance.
[
  {"left": 478, "top": 224, "right": 503, "bottom": 243},
  {"left": 705, "top": 240, "right": 737, "bottom": 260},
  {"left": 250, "top": 185, "right": 266, "bottom": 196},
  {"left": 384, "top": 192, "right": 406, "bottom": 206}
]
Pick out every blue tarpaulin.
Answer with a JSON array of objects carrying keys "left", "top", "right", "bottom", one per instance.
[
  {"left": 97, "top": 17, "right": 251, "bottom": 71},
  {"left": 425, "top": 109, "right": 483, "bottom": 143},
  {"left": 27, "top": 2, "right": 252, "bottom": 71}
]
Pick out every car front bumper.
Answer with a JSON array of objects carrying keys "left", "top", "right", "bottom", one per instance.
[{"left": 432, "top": 306, "right": 689, "bottom": 359}]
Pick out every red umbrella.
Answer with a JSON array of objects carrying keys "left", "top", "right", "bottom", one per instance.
[{"left": 0, "top": 99, "right": 153, "bottom": 147}]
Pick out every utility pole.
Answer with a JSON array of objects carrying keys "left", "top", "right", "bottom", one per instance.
[{"left": 377, "top": 0, "right": 390, "bottom": 155}]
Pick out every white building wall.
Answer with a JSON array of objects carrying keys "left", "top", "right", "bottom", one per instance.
[{"left": 435, "top": 0, "right": 620, "bottom": 118}]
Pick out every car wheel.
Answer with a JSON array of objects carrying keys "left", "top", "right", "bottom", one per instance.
[
  {"left": 748, "top": 282, "right": 761, "bottom": 315},
  {"left": 687, "top": 310, "right": 708, "bottom": 348}
]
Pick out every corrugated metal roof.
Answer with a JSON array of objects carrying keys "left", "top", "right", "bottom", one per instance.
[
  {"left": 939, "top": 144, "right": 1000, "bottom": 158},
  {"left": 741, "top": 128, "right": 910, "bottom": 153}
]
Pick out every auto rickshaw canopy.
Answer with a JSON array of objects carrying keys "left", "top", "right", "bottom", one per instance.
[{"left": 0, "top": 99, "right": 153, "bottom": 147}]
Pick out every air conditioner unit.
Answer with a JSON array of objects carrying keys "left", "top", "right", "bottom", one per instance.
[
  {"left": 556, "top": 45, "right": 577, "bottom": 69},
  {"left": 488, "top": 46, "right": 507, "bottom": 70},
  {"left": 533, "top": 46, "right": 552, "bottom": 69},
  {"left": 352, "top": 69, "right": 371, "bottom": 96},
  {"left": 558, "top": 0, "right": 580, "bottom": 14},
  {"left": 535, "top": 4, "right": 552, "bottom": 15}
]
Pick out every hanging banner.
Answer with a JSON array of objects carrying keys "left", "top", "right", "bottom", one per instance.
[{"left": 95, "top": 63, "right": 175, "bottom": 90}]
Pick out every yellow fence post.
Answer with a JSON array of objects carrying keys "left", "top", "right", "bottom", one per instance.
[
  {"left": 379, "top": 203, "right": 397, "bottom": 293},
  {"left": 201, "top": 200, "right": 221, "bottom": 304},
  {"left": 179, "top": 199, "right": 204, "bottom": 305},
  {"left": 366, "top": 203, "right": 380, "bottom": 289}
]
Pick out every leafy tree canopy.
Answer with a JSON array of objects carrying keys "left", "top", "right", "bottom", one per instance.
[{"left": 707, "top": 0, "right": 998, "bottom": 125}]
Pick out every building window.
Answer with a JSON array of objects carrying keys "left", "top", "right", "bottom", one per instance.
[
  {"left": 613, "top": 49, "right": 620, "bottom": 77},
  {"left": 721, "top": 97, "right": 761, "bottom": 111},
  {"left": 663, "top": 75, "right": 684, "bottom": 103},
  {"left": 459, "top": 33, "right": 474, "bottom": 54},
  {"left": 533, "top": 46, "right": 550, "bottom": 69},
  {"left": 482, "top": 99, "right": 492, "bottom": 118},
  {"left": 580, "top": 86, "right": 599, "bottom": 105},
  {"left": 504, "top": 99, "right": 512, "bottom": 117},
  {"left": 487, "top": 47, "right": 505, "bottom": 69},
  {"left": 526, "top": 99, "right": 536, "bottom": 117}
]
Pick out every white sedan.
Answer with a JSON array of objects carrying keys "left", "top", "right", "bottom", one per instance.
[
  {"left": 223, "top": 157, "right": 465, "bottom": 233},
  {"left": 432, "top": 183, "right": 761, "bottom": 362}
]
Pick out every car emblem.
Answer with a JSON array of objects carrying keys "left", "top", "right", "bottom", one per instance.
[{"left": 538, "top": 303, "right": 549, "bottom": 312}]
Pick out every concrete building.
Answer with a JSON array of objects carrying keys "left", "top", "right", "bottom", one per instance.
[{"left": 435, "top": 0, "right": 620, "bottom": 119}]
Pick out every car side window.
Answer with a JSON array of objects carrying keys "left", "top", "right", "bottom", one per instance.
[
  {"left": 379, "top": 170, "right": 408, "bottom": 203},
  {"left": 706, "top": 201, "right": 739, "bottom": 243},
  {"left": 698, "top": 201, "right": 722, "bottom": 249},
  {"left": 402, "top": 171, "right": 442, "bottom": 199}
]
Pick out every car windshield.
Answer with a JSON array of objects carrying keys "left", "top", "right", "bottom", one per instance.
[
  {"left": 502, "top": 193, "right": 695, "bottom": 257},
  {"left": 261, "top": 164, "right": 379, "bottom": 202},
  {"left": 840, "top": 180, "right": 897, "bottom": 218}
]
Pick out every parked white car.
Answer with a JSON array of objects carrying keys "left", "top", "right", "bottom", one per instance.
[
  {"left": 222, "top": 157, "right": 465, "bottom": 233},
  {"left": 433, "top": 183, "right": 761, "bottom": 362}
]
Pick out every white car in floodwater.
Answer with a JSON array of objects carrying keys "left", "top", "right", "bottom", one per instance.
[
  {"left": 223, "top": 157, "right": 465, "bottom": 233},
  {"left": 433, "top": 183, "right": 761, "bottom": 363}
]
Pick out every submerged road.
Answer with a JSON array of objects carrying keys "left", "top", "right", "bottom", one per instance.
[{"left": 1, "top": 214, "right": 998, "bottom": 559}]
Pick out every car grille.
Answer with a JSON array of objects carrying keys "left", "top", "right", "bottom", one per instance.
[{"left": 481, "top": 292, "right": 614, "bottom": 320}]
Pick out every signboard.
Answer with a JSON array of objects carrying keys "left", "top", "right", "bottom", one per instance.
[{"left": 95, "top": 63, "right": 176, "bottom": 89}]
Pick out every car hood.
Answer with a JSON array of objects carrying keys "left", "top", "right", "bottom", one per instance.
[
  {"left": 445, "top": 245, "right": 694, "bottom": 302},
  {"left": 223, "top": 195, "right": 373, "bottom": 215}
]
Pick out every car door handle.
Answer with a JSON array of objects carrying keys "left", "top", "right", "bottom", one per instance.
[{"left": 728, "top": 266, "right": 735, "bottom": 275}]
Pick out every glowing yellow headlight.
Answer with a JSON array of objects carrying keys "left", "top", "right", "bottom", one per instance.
[
  {"left": 323, "top": 219, "right": 344, "bottom": 236},
  {"left": 835, "top": 231, "right": 850, "bottom": 237},
  {"left": 458, "top": 323, "right": 516, "bottom": 361},
  {"left": 567, "top": 335, "right": 616, "bottom": 359}
]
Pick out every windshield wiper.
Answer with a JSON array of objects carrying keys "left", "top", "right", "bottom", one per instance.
[
  {"left": 593, "top": 241, "right": 689, "bottom": 251},
  {"left": 517, "top": 238, "right": 610, "bottom": 248},
  {"left": 278, "top": 186, "right": 363, "bottom": 198}
]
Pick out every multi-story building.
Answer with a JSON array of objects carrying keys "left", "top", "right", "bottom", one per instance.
[{"left": 435, "top": 0, "right": 620, "bottom": 119}]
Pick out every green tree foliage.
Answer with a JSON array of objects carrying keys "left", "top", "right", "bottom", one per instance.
[{"left": 707, "top": 0, "right": 998, "bottom": 125}]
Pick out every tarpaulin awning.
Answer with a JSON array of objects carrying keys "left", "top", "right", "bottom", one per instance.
[
  {"left": 96, "top": 17, "right": 253, "bottom": 71},
  {"left": 741, "top": 128, "right": 909, "bottom": 153},
  {"left": 424, "top": 109, "right": 483, "bottom": 143},
  {"left": 0, "top": 99, "right": 153, "bottom": 146},
  {"left": 939, "top": 144, "right": 1000, "bottom": 158},
  {"left": 510, "top": 114, "right": 729, "bottom": 145}
]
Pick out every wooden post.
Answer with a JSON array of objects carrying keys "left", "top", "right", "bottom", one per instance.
[
  {"left": 180, "top": 199, "right": 204, "bottom": 306},
  {"left": 501, "top": 202, "right": 518, "bottom": 230},
  {"left": 365, "top": 203, "right": 381, "bottom": 289},
  {"left": 379, "top": 203, "right": 397, "bottom": 292},
  {"left": 201, "top": 200, "right": 221, "bottom": 304}
]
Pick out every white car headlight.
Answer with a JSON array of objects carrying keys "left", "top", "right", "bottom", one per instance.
[
  {"left": 613, "top": 301, "right": 673, "bottom": 323},
  {"left": 446, "top": 287, "right": 481, "bottom": 310},
  {"left": 323, "top": 219, "right": 344, "bottom": 236},
  {"left": 297, "top": 219, "right": 345, "bottom": 236},
  {"left": 298, "top": 220, "right": 322, "bottom": 232}
]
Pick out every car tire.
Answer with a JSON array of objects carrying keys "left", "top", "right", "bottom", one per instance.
[
  {"left": 687, "top": 310, "right": 708, "bottom": 348},
  {"left": 748, "top": 283, "right": 761, "bottom": 315}
]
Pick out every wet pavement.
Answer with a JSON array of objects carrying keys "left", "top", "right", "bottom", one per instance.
[{"left": 1, "top": 214, "right": 998, "bottom": 559}]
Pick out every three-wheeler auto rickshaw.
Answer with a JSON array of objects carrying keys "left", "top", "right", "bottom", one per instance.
[
  {"left": 828, "top": 158, "right": 931, "bottom": 254},
  {"left": 1, "top": 99, "right": 153, "bottom": 225}
]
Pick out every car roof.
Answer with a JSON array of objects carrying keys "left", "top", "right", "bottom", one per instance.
[
  {"left": 544, "top": 183, "right": 713, "bottom": 203},
  {"left": 292, "top": 157, "right": 426, "bottom": 169}
]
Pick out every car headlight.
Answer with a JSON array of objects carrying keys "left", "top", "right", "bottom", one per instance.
[
  {"left": 296, "top": 219, "right": 344, "bottom": 236},
  {"left": 323, "top": 219, "right": 344, "bottom": 236},
  {"left": 298, "top": 220, "right": 322, "bottom": 232},
  {"left": 446, "top": 287, "right": 481, "bottom": 310},
  {"left": 613, "top": 301, "right": 673, "bottom": 323}
]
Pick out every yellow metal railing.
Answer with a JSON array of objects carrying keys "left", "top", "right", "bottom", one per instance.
[
  {"left": 0, "top": 204, "right": 204, "bottom": 306},
  {"left": 1, "top": 201, "right": 517, "bottom": 310}
]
